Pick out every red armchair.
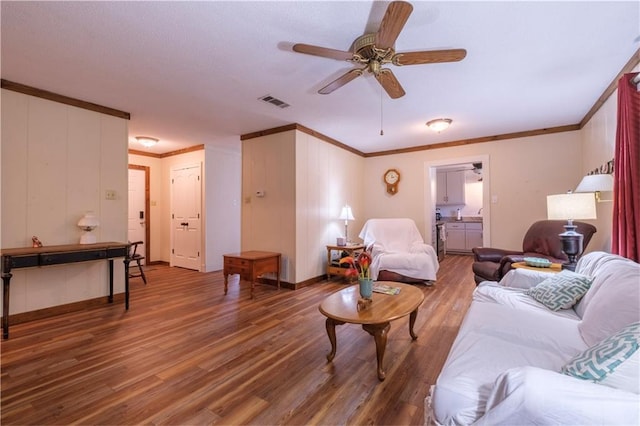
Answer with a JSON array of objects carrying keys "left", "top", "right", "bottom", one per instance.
[{"left": 471, "top": 220, "right": 597, "bottom": 284}]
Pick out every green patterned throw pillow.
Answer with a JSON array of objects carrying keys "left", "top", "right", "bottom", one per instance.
[
  {"left": 562, "top": 322, "right": 640, "bottom": 393},
  {"left": 525, "top": 269, "right": 592, "bottom": 311}
]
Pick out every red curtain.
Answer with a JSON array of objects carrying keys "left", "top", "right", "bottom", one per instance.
[{"left": 612, "top": 72, "right": 640, "bottom": 261}]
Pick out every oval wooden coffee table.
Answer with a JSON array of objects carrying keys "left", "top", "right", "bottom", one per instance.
[{"left": 318, "top": 282, "right": 425, "bottom": 381}]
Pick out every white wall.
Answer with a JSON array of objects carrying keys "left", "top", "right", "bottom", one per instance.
[
  {"left": 242, "top": 129, "right": 364, "bottom": 284},
  {"left": 363, "top": 131, "right": 583, "bottom": 252},
  {"left": 1, "top": 89, "right": 128, "bottom": 315},
  {"left": 295, "top": 130, "right": 365, "bottom": 283},
  {"left": 242, "top": 131, "right": 296, "bottom": 281},
  {"left": 203, "top": 145, "right": 241, "bottom": 271}
]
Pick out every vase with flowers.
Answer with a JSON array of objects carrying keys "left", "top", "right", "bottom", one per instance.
[{"left": 340, "top": 251, "right": 373, "bottom": 299}]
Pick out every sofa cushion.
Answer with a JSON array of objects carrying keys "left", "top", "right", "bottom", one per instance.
[
  {"left": 524, "top": 270, "right": 592, "bottom": 311},
  {"left": 431, "top": 300, "right": 586, "bottom": 425},
  {"left": 575, "top": 252, "right": 640, "bottom": 346},
  {"left": 474, "top": 282, "right": 580, "bottom": 320},
  {"left": 562, "top": 322, "right": 639, "bottom": 393}
]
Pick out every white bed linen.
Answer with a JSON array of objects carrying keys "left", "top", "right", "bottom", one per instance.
[
  {"left": 475, "top": 366, "right": 640, "bottom": 426},
  {"left": 498, "top": 267, "right": 556, "bottom": 289},
  {"left": 474, "top": 282, "right": 581, "bottom": 320},
  {"left": 359, "top": 218, "right": 439, "bottom": 281}
]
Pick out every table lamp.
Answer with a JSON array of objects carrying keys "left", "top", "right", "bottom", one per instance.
[
  {"left": 547, "top": 193, "right": 596, "bottom": 271},
  {"left": 339, "top": 205, "right": 355, "bottom": 244},
  {"left": 77, "top": 211, "right": 99, "bottom": 244}
]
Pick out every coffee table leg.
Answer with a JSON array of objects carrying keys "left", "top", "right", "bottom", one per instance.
[
  {"left": 409, "top": 308, "right": 419, "bottom": 340},
  {"left": 325, "top": 318, "right": 345, "bottom": 362},
  {"left": 363, "top": 322, "right": 391, "bottom": 381}
]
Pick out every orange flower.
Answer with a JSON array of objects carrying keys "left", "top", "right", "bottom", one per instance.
[{"left": 339, "top": 252, "right": 371, "bottom": 279}]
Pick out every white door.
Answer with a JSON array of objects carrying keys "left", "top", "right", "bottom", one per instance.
[
  {"left": 171, "top": 164, "right": 201, "bottom": 271},
  {"left": 128, "top": 167, "right": 146, "bottom": 264}
]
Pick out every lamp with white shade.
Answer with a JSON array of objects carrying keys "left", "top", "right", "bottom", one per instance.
[
  {"left": 574, "top": 174, "right": 613, "bottom": 202},
  {"left": 338, "top": 205, "right": 355, "bottom": 243},
  {"left": 77, "top": 211, "right": 100, "bottom": 244},
  {"left": 547, "top": 193, "right": 596, "bottom": 271}
]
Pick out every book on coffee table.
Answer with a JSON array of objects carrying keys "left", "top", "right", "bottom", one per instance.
[{"left": 373, "top": 284, "right": 400, "bottom": 295}]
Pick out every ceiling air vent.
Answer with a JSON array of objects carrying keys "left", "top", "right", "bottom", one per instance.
[{"left": 259, "top": 94, "right": 290, "bottom": 109}]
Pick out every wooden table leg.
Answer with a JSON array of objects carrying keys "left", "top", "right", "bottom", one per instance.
[
  {"left": 409, "top": 308, "right": 419, "bottom": 340},
  {"left": 325, "top": 317, "right": 345, "bottom": 362},
  {"left": 2, "top": 271, "right": 12, "bottom": 340},
  {"left": 223, "top": 272, "right": 228, "bottom": 295},
  {"left": 363, "top": 322, "right": 391, "bottom": 381}
]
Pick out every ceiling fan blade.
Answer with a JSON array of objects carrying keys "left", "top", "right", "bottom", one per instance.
[
  {"left": 375, "top": 1, "right": 413, "bottom": 49},
  {"left": 394, "top": 49, "right": 467, "bottom": 66},
  {"left": 319, "top": 68, "right": 364, "bottom": 94},
  {"left": 375, "top": 69, "right": 406, "bottom": 99},
  {"left": 293, "top": 43, "right": 353, "bottom": 61}
]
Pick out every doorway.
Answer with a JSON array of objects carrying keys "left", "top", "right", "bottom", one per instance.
[
  {"left": 424, "top": 155, "right": 491, "bottom": 249},
  {"left": 128, "top": 165, "right": 150, "bottom": 263}
]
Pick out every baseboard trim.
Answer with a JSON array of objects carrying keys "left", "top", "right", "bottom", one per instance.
[{"left": 3, "top": 294, "right": 126, "bottom": 326}]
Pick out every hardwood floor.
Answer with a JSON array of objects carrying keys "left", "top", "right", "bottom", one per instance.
[{"left": 1, "top": 255, "right": 476, "bottom": 425}]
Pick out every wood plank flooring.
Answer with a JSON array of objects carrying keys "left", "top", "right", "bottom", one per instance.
[{"left": 1, "top": 255, "right": 476, "bottom": 425}]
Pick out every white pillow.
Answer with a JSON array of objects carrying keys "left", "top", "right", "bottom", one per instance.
[
  {"left": 577, "top": 255, "right": 640, "bottom": 346},
  {"left": 562, "top": 322, "right": 639, "bottom": 394},
  {"left": 525, "top": 270, "right": 592, "bottom": 311}
]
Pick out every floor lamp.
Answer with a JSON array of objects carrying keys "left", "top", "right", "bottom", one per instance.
[{"left": 547, "top": 193, "right": 596, "bottom": 271}]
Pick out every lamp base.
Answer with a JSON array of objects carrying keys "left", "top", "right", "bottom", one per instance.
[
  {"left": 80, "top": 232, "right": 97, "bottom": 245},
  {"left": 559, "top": 222, "right": 583, "bottom": 272}
]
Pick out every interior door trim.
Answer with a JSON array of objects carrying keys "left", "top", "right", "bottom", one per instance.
[{"left": 128, "top": 164, "right": 151, "bottom": 262}]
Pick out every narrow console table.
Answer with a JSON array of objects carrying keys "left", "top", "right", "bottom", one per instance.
[
  {"left": 223, "top": 251, "right": 281, "bottom": 299},
  {"left": 1, "top": 242, "right": 130, "bottom": 339}
]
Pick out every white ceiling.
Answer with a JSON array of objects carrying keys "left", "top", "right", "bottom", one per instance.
[{"left": 2, "top": 1, "right": 638, "bottom": 155}]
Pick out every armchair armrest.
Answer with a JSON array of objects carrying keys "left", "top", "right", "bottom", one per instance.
[
  {"left": 475, "top": 366, "right": 639, "bottom": 426},
  {"left": 472, "top": 247, "right": 523, "bottom": 263}
]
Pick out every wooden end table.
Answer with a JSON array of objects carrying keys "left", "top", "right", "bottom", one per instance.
[
  {"left": 318, "top": 282, "right": 424, "bottom": 381},
  {"left": 512, "top": 261, "right": 562, "bottom": 273},
  {"left": 326, "top": 244, "right": 364, "bottom": 280},
  {"left": 223, "top": 251, "right": 281, "bottom": 299}
]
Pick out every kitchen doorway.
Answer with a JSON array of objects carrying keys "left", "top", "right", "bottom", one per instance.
[{"left": 423, "top": 155, "right": 491, "bottom": 250}]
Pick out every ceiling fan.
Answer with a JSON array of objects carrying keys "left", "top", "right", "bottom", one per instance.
[{"left": 292, "top": 1, "right": 467, "bottom": 99}]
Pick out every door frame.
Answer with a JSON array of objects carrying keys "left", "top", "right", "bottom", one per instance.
[
  {"left": 423, "top": 154, "right": 491, "bottom": 248},
  {"left": 128, "top": 164, "right": 151, "bottom": 262}
]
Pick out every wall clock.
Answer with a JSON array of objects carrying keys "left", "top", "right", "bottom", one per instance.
[{"left": 383, "top": 169, "right": 400, "bottom": 195}]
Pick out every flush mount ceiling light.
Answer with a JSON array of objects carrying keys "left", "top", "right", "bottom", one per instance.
[
  {"left": 426, "top": 118, "right": 452, "bottom": 133},
  {"left": 135, "top": 136, "right": 159, "bottom": 148}
]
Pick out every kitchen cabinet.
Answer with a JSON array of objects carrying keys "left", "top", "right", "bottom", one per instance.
[
  {"left": 446, "top": 222, "right": 483, "bottom": 253},
  {"left": 436, "top": 171, "right": 465, "bottom": 205},
  {"left": 465, "top": 222, "right": 483, "bottom": 250},
  {"left": 445, "top": 223, "right": 466, "bottom": 251}
]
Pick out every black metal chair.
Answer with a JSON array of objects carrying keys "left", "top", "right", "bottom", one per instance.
[{"left": 128, "top": 241, "right": 147, "bottom": 284}]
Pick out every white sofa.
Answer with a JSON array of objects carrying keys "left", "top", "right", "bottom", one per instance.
[{"left": 427, "top": 251, "right": 640, "bottom": 425}]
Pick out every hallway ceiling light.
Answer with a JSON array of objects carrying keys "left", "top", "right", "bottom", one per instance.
[
  {"left": 135, "top": 136, "right": 159, "bottom": 147},
  {"left": 426, "top": 118, "right": 452, "bottom": 133}
]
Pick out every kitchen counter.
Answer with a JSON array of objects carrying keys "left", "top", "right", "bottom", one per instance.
[{"left": 440, "top": 217, "right": 483, "bottom": 224}]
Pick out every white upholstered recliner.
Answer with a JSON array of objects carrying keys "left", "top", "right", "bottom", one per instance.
[{"left": 358, "top": 218, "right": 439, "bottom": 283}]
